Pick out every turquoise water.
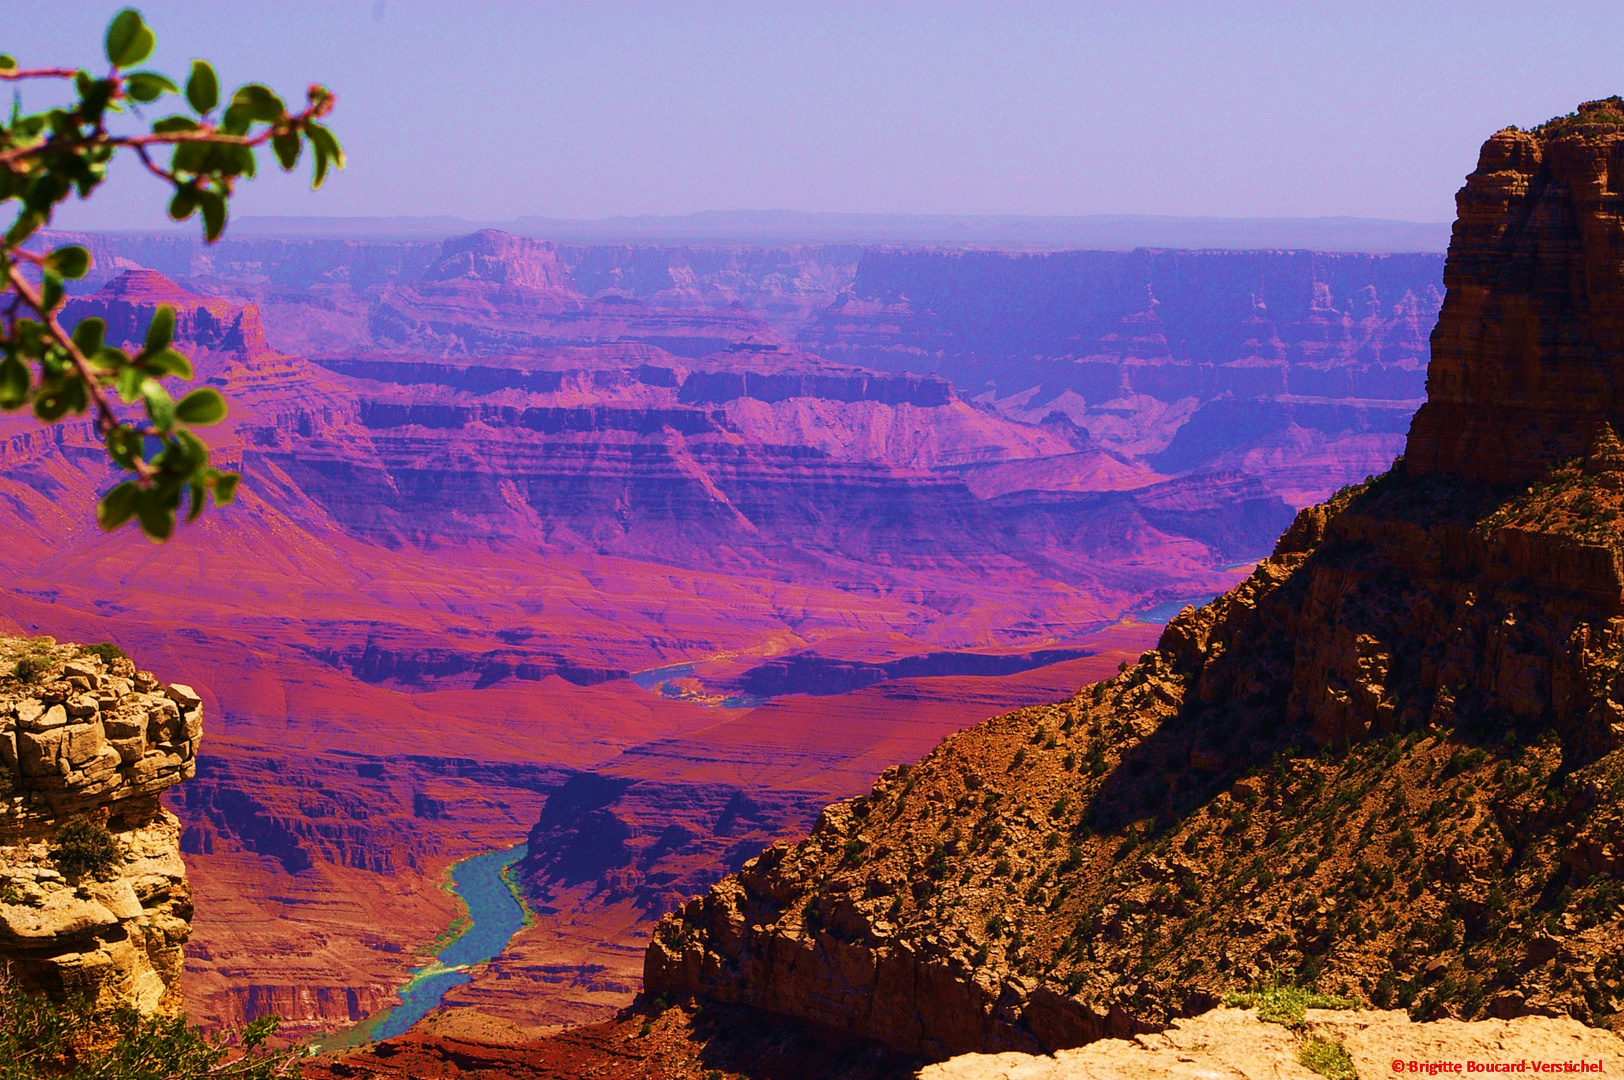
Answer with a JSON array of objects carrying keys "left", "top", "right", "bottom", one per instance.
[
  {"left": 318, "top": 842, "right": 529, "bottom": 1049},
  {"left": 630, "top": 662, "right": 695, "bottom": 689}
]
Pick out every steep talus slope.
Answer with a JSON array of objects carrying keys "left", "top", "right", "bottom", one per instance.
[{"left": 643, "top": 106, "right": 1624, "bottom": 1059}]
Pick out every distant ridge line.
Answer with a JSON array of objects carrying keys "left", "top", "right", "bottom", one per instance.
[{"left": 211, "top": 210, "right": 1451, "bottom": 253}]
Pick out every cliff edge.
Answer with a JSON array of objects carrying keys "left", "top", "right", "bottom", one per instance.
[
  {"left": 0, "top": 636, "right": 203, "bottom": 1014},
  {"left": 643, "top": 102, "right": 1624, "bottom": 1059}
]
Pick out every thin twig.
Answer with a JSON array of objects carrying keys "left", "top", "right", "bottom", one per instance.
[
  {"left": 0, "top": 98, "right": 328, "bottom": 170},
  {"left": 0, "top": 67, "right": 80, "bottom": 80}
]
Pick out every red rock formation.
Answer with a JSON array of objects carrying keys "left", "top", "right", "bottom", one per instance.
[
  {"left": 0, "top": 234, "right": 1395, "bottom": 1038},
  {"left": 639, "top": 103, "right": 1624, "bottom": 1060},
  {"left": 1409, "top": 99, "right": 1624, "bottom": 483}
]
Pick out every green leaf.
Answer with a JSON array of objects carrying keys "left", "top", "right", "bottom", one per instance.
[
  {"left": 152, "top": 115, "right": 201, "bottom": 134},
  {"left": 47, "top": 245, "right": 93, "bottom": 280},
  {"left": 91, "top": 345, "right": 131, "bottom": 374},
  {"left": 168, "top": 187, "right": 198, "bottom": 221},
  {"left": 145, "top": 304, "right": 175, "bottom": 352},
  {"left": 142, "top": 380, "right": 176, "bottom": 431},
  {"left": 5, "top": 211, "right": 42, "bottom": 247},
  {"left": 0, "top": 55, "right": 16, "bottom": 73},
  {"left": 71, "top": 317, "right": 106, "bottom": 355},
  {"left": 272, "top": 131, "right": 301, "bottom": 170},
  {"left": 212, "top": 470, "right": 240, "bottom": 505},
  {"left": 124, "top": 71, "right": 177, "bottom": 103},
  {"left": 33, "top": 389, "right": 70, "bottom": 422},
  {"left": 0, "top": 356, "right": 28, "bottom": 408},
  {"left": 197, "top": 189, "right": 226, "bottom": 242},
  {"left": 186, "top": 59, "right": 219, "bottom": 114},
  {"left": 175, "top": 386, "right": 226, "bottom": 425},
  {"left": 105, "top": 10, "right": 155, "bottom": 68},
  {"left": 173, "top": 428, "right": 208, "bottom": 470},
  {"left": 116, "top": 367, "right": 145, "bottom": 405},
  {"left": 228, "top": 84, "right": 285, "bottom": 123},
  {"left": 97, "top": 481, "right": 142, "bottom": 531},
  {"left": 187, "top": 480, "right": 207, "bottom": 523},
  {"left": 135, "top": 496, "right": 175, "bottom": 541},
  {"left": 306, "top": 123, "right": 344, "bottom": 189},
  {"left": 142, "top": 347, "right": 193, "bottom": 380},
  {"left": 40, "top": 271, "right": 63, "bottom": 312},
  {"left": 106, "top": 424, "right": 143, "bottom": 469}
]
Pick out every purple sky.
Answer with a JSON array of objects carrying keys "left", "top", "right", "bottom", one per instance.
[{"left": 13, "top": 1, "right": 1624, "bottom": 231}]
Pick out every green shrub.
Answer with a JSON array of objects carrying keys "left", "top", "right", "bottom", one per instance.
[
  {"left": 1299, "top": 1035, "right": 1356, "bottom": 1080},
  {"left": 0, "top": 967, "right": 299, "bottom": 1080},
  {"left": 12, "top": 656, "right": 51, "bottom": 684},
  {"left": 1223, "top": 982, "right": 1361, "bottom": 1027},
  {"left": 78, "top": 642, "right": 128, "bottom": 668},
  {"left": 52, "top": 817, "right": 120, "bottom": 879}
]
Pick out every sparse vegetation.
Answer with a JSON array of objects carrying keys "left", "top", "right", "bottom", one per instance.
[
  {"left": 1224, "top": 983, "right": 1361, "bottom": 1027},
  {"left": 0, "top": 964, "right": 299, "bottom": 1080},
  {"left": 51, "top": 816, "right": 120, "bottom": 879},
  {"left": 1298, "top": 1034, "right": 1356, "bottom": 1080},
  {"left": 11, "top": 655, "right": 51, "bottom": 683},
  {"left": 78, "top": 642, "right": 127, "bottom": 668}
]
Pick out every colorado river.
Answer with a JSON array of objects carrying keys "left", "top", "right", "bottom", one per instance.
[{"left": 319, "top": 842, "right": 530, "bottom": 1049}]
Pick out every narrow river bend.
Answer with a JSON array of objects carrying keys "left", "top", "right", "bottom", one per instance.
[{"left": 319, "top": 841, "right": 530, "bottom": 1049}]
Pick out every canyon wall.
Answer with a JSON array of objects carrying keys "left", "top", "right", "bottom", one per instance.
[
  {"left": 643, "top": 105, "right": 1624, "bottom": 1059},
  {"left": 0, "top": 227, "right": 1442, "bottom": 1035},
  {"left": 0, "top": 636, "right": 201, "bottom": 1014},
  {"left": 1409, "top": 100, "right": 1624, "bottom": 483}
]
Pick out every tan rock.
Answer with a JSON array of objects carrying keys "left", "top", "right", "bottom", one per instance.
[
  {"left": 20, "top": 704, "right": 66, "bottom": 732},
  {"left": 88, "top": 879, "right": 143, "bottom": 921},
  {"left": 60, "top": 723, "right": 104, "bottom": 768},
  {"left": 164, "top": 683, "right": 202, "bottom": 710},
  {"left": 0, "top": 634, "right": 200, "bottom": 1018},
  {"left": 918, "top": 1008, "right": 1624, "bottom": 1080},
  {"left": 0, "top": 889, "right": 119, "bottom": 941}
]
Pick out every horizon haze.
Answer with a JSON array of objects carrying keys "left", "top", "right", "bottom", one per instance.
[{"left": 9, "top": 2, "right": 1624, "bottom": 234}]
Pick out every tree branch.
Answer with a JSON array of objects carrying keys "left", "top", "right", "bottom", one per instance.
[{"left": 2, "top": 261, "right": 155, "bottom": 481}]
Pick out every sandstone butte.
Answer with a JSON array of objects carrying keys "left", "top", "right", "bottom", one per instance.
[
  {"left": 297, "top": 102, "right": 1624, "bottom": 1079},
  {"left": 0, "top": 636, "right": 202, "bottom": 1013}
]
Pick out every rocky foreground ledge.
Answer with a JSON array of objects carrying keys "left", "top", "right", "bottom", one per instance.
[
  {"left": 0, "top": 635, "right": 203, "bottom": 1013},
  {"left": 923, "top": 1007, "right": 1624, "bottom": 1080}
]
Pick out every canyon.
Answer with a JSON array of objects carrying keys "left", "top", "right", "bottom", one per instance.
[
  {"left": 0, "top": 220, "right": 1440, "bottom": 1038},
  {"left": 639, "top": 100, "right": 1624, "bottom": 1068}
]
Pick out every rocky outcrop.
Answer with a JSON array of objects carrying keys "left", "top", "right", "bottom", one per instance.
[
  {"left": 1409, "top": 98, "right": 1624, "bottom": 484},
  {"left": 923, "top": 1007, "right": 1624, "bottom": 1080},
  {"left": 643, "top": 104, "right": 1624, "bottom": 1060},
  {"left": 0, "top": 636, "right": 203, "bottom": 1013},
  {"left": 65, "top": 269, "right": 276, "bottom": 363}
]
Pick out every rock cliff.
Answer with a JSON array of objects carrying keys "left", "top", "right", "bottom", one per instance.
[
  {"left": 0, "top": 636, "right": 202, "bottom": 1013},
  {"left": 1409, "top": 98, "right": 1624, "bottom": 484},
  {"left": 642, "top": 103, "right": 1624, "bottom": 1059}
]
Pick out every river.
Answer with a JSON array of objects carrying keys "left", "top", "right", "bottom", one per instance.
[{"left": 317, "top": 841, "right": 530, "bottom": 1049}]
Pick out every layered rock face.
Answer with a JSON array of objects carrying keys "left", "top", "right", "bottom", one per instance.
[
  {"left": 643, "top": 106, "right": 1624, "bottom": 1059},
  {"left": 0, "top": 636, "right": 202, "bottom": 1013},
  {"left": 1409, "top": 98, "right": 1624, "bottom": 483},
  {"left": 7, "top": 228, "right": 1443, "bottom": 1034}
]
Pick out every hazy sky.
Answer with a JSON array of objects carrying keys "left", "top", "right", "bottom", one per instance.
[{"left": 13, "top": 1, "right": 1624, "bottom": 230}]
